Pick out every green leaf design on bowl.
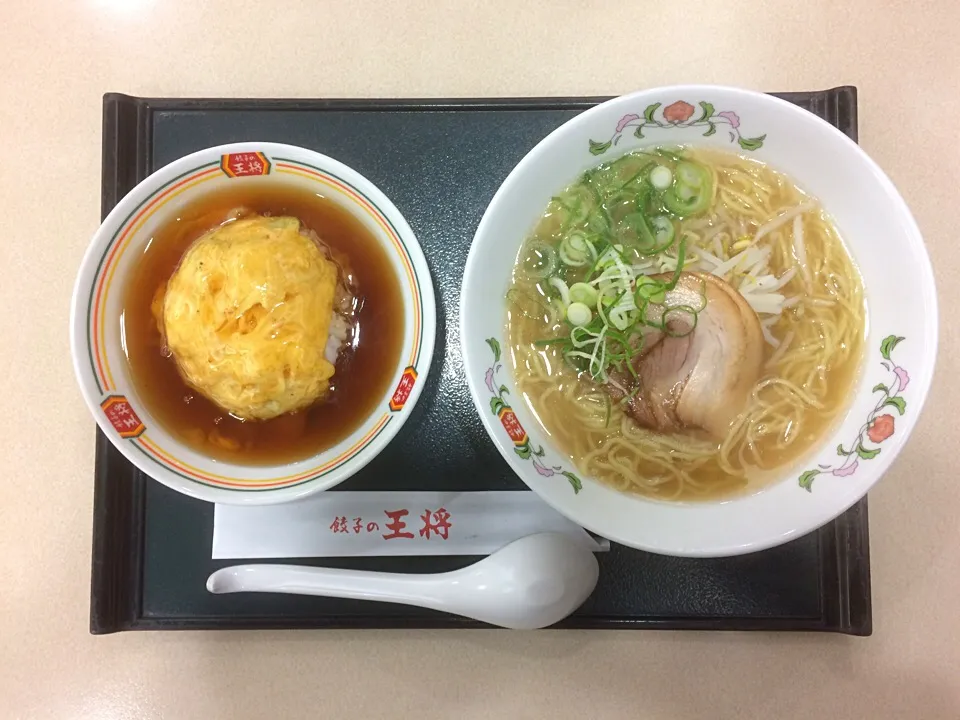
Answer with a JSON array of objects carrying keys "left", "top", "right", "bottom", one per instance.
[
  {"left": 799, "top": 335, "right": 908, "bottom": 491},
  {"left": 589, "top": 100, "right": 767, "bottom": 156},
  {"left": 484, "top": 337, "right": 582, "bottom": 494}
]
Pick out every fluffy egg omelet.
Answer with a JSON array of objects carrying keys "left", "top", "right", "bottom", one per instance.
[{"left": 158, "top": 215, "right": 341, "bottom": 420}]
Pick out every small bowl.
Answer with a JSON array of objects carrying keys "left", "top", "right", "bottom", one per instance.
[
  {"left": 71, "top": 142, "right": 436, "bottom": 505},
  {"left": 461, "top": 85, "right": 937, "bottom": 556}
]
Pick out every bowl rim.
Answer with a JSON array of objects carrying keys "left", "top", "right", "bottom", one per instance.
[
  {"left": 70, "top": 141, "right": 436, "bottom": 505},
  {"left": 460, "top": 84, "right": 938, "bottom": 556}
]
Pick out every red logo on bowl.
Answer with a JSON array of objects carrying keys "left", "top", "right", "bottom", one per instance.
[
  {"left": 100, "top": 396, "right": 146, "bottom": 439},
  {"left": 497, "top": 407, "right": 527, "bottom": 446},
  {"left": 219, "top": 152, "right": 271, "bottom": 178},
  {"left": 389, "top": 367, "right": 418, "bottom": 412}
]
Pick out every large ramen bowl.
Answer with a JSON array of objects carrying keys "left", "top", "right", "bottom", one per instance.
[
  {"left": 461, "top": 86, "right": 936, "bottom": 556},
  {"left": 71, "top": 142, "right": 435, "bottom": 505}
]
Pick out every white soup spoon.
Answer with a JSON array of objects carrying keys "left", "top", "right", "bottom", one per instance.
[{"left": 206, "top": 532, "right": 599, "bottom": 629}]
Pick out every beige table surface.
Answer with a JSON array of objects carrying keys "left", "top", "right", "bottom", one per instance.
[{"left": 2, "top": 1, "right": 958, "bottom": 718}]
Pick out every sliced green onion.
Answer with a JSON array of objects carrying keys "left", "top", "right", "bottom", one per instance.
[
  {"left": 675, "top": 161, "right": 706, "bottom": 188},
  {"left": 533, "top": 336, "right": 569, "bottom": 348},
  {"left": 663, "top": 160, "right": 713, "bottom": 217},
  {"left": 587, "top": 209, "right": 611, "bottom": 235},
  {"left": 650, "top": 215, "right": 675, "bottom": 246},
  {"left": 569, "top": 282, "right": 599, "bottom": 306},
  {"left": 548, "top": 277, "right": 571, "bottom": 308},
  {"left": 618, "top": 384, "right": 642, "bottom": 406},
  {"left": 650, "top": 165, "right": 673, "bottom": 190},
  {"left": 635, "top": 276, "right": 667, "bottom": 304},
  {"left": 518, "top": 149, "right": 711, "bottom": 385},
  {"left": 559, "top": 231, "right": 595, "bottom": 267},
  {"left": 591, "top": 326, "right": 609, "bottom": 378},
  {"left": 564, "top": 350, "right": 596, "bottom": 368},
  {"left": 663, "top": 235, "right": 688, "bottom": 290},
  {"left": 570, "top": 325, "right": 600, "bottom": 348},
  {"left": 607, "top": 290, "right": 638, "bottom": 331},
  {"left": 605, "top": 327, "right": 634, "bottom": 350},
  {"left": 566, "top": 302, "right": 592, "bottom": 327},
  {"left": 663, "top": 188, "right": 708, "bottom": 217},
  {"left": 595, "top": 284, "right": 620, "bottom": 328},
  {"left": 628, "top": 212, "right": 656, "bottom": 250},
  {"left": 687, "top": 275, "right": 708, "bottom": 312},
  {"left": 559, "top": 247, "right": 588, "bottom": 267},
  {"left": 619, "top": 161, "right": 655, "bottom": 190},
  {"left": 519, "top": 240, "right": 558, "bottom": 279},
  {"left": 635, "top": 182, "right": 661, "bottom": 217},
  {"left": 662, "top": 305, "right": 699, "bottom": 337},
  {"left": 549, "top": 298, "right": 566, "bottom": 323},
  {"left": 618, "top": 212, "right": 676, "bottom": 256},
  {"left": 608, "top": 308, "right": 633, "bottom": 331},
  {"left": 594, "top": 244, "right": 626, "bottom": 274},
  {"left": 585, "top": 246, "right": 609, "bottom": 279},
  {"left": 553, "top": 188, "right": 591, "bottom": 228},
  {"left": 569, "top": 231, "right": 590, "bottom": 252}
]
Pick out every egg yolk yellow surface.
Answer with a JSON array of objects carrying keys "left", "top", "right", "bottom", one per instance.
[{"left": 160, "top": 215, "right": 338, "bottom": 420}]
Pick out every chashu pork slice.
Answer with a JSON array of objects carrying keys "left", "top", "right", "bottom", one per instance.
[{"left": 607, "top": 272, "right": 763, "bottom": 439}]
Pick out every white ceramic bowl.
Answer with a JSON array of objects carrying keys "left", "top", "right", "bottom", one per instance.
[
  {"left": 461, "top": 85, "right": 937, "bottom": 556},
  {"left": 71, "top": 142, "right": 435, "bottom": 505}
]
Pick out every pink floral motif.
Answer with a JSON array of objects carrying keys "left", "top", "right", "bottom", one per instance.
[
  {"left": 894, "top": 366, "right": 910, "bottom": 392},
  {"left": 615, "top": 113, "right": 640, "bottom": 133},
  {"left": 798, "top": 335, "right": 908, "bottom": 491},
  {"left": 532, "top": 457, "right": 556, "bottom": 477},
  {"left": 588, "top": 100, "right": 766, "bottom": 156},
  {"left": 867, "top": 414, "right": 895, "bottom": 444},
  {"left": 717, "top": 110, "right": 740, "bottom": 128},
  {"left": 663, "top": 101, "right": 695, "bottom": 123},
  {"left": 832, "top": 461, "right": 859, "bottom": 477},
  {"left": 484, "top": 337, "right": 582, "bottom": 494},
  {"left": 484, "top": 367, "right": 496, "bottom": 394}
]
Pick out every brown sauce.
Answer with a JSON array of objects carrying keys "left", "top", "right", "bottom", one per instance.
[{"left": 122, "top": 181, "right": 404, "bottom": 464}]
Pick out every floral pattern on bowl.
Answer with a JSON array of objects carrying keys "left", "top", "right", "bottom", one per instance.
[
  {"left": 799, "top": 335, "right": 908, "bottom": 490},
  {"left": 484, "top": 339, "right": 582, "bottom": 494},
  {"left": 589, "top": 100, "right": 766, "bottom": 156}
]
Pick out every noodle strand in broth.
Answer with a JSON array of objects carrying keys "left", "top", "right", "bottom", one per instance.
[{"left": 506, "top": 147, "right": 865, "bottom": 501}]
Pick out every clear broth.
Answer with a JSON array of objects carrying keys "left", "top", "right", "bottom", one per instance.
[{"left": 506, "top": 147, "right": 866, "bottom": 501}]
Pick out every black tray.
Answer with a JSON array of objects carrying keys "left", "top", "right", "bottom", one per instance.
[{"left": 92, "top": 88, "right": 871, "bottom": 635}]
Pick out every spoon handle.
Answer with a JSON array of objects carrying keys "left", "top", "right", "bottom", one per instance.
[{"left": 207, "top": 564, "right": 453, "bottom": 612}]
